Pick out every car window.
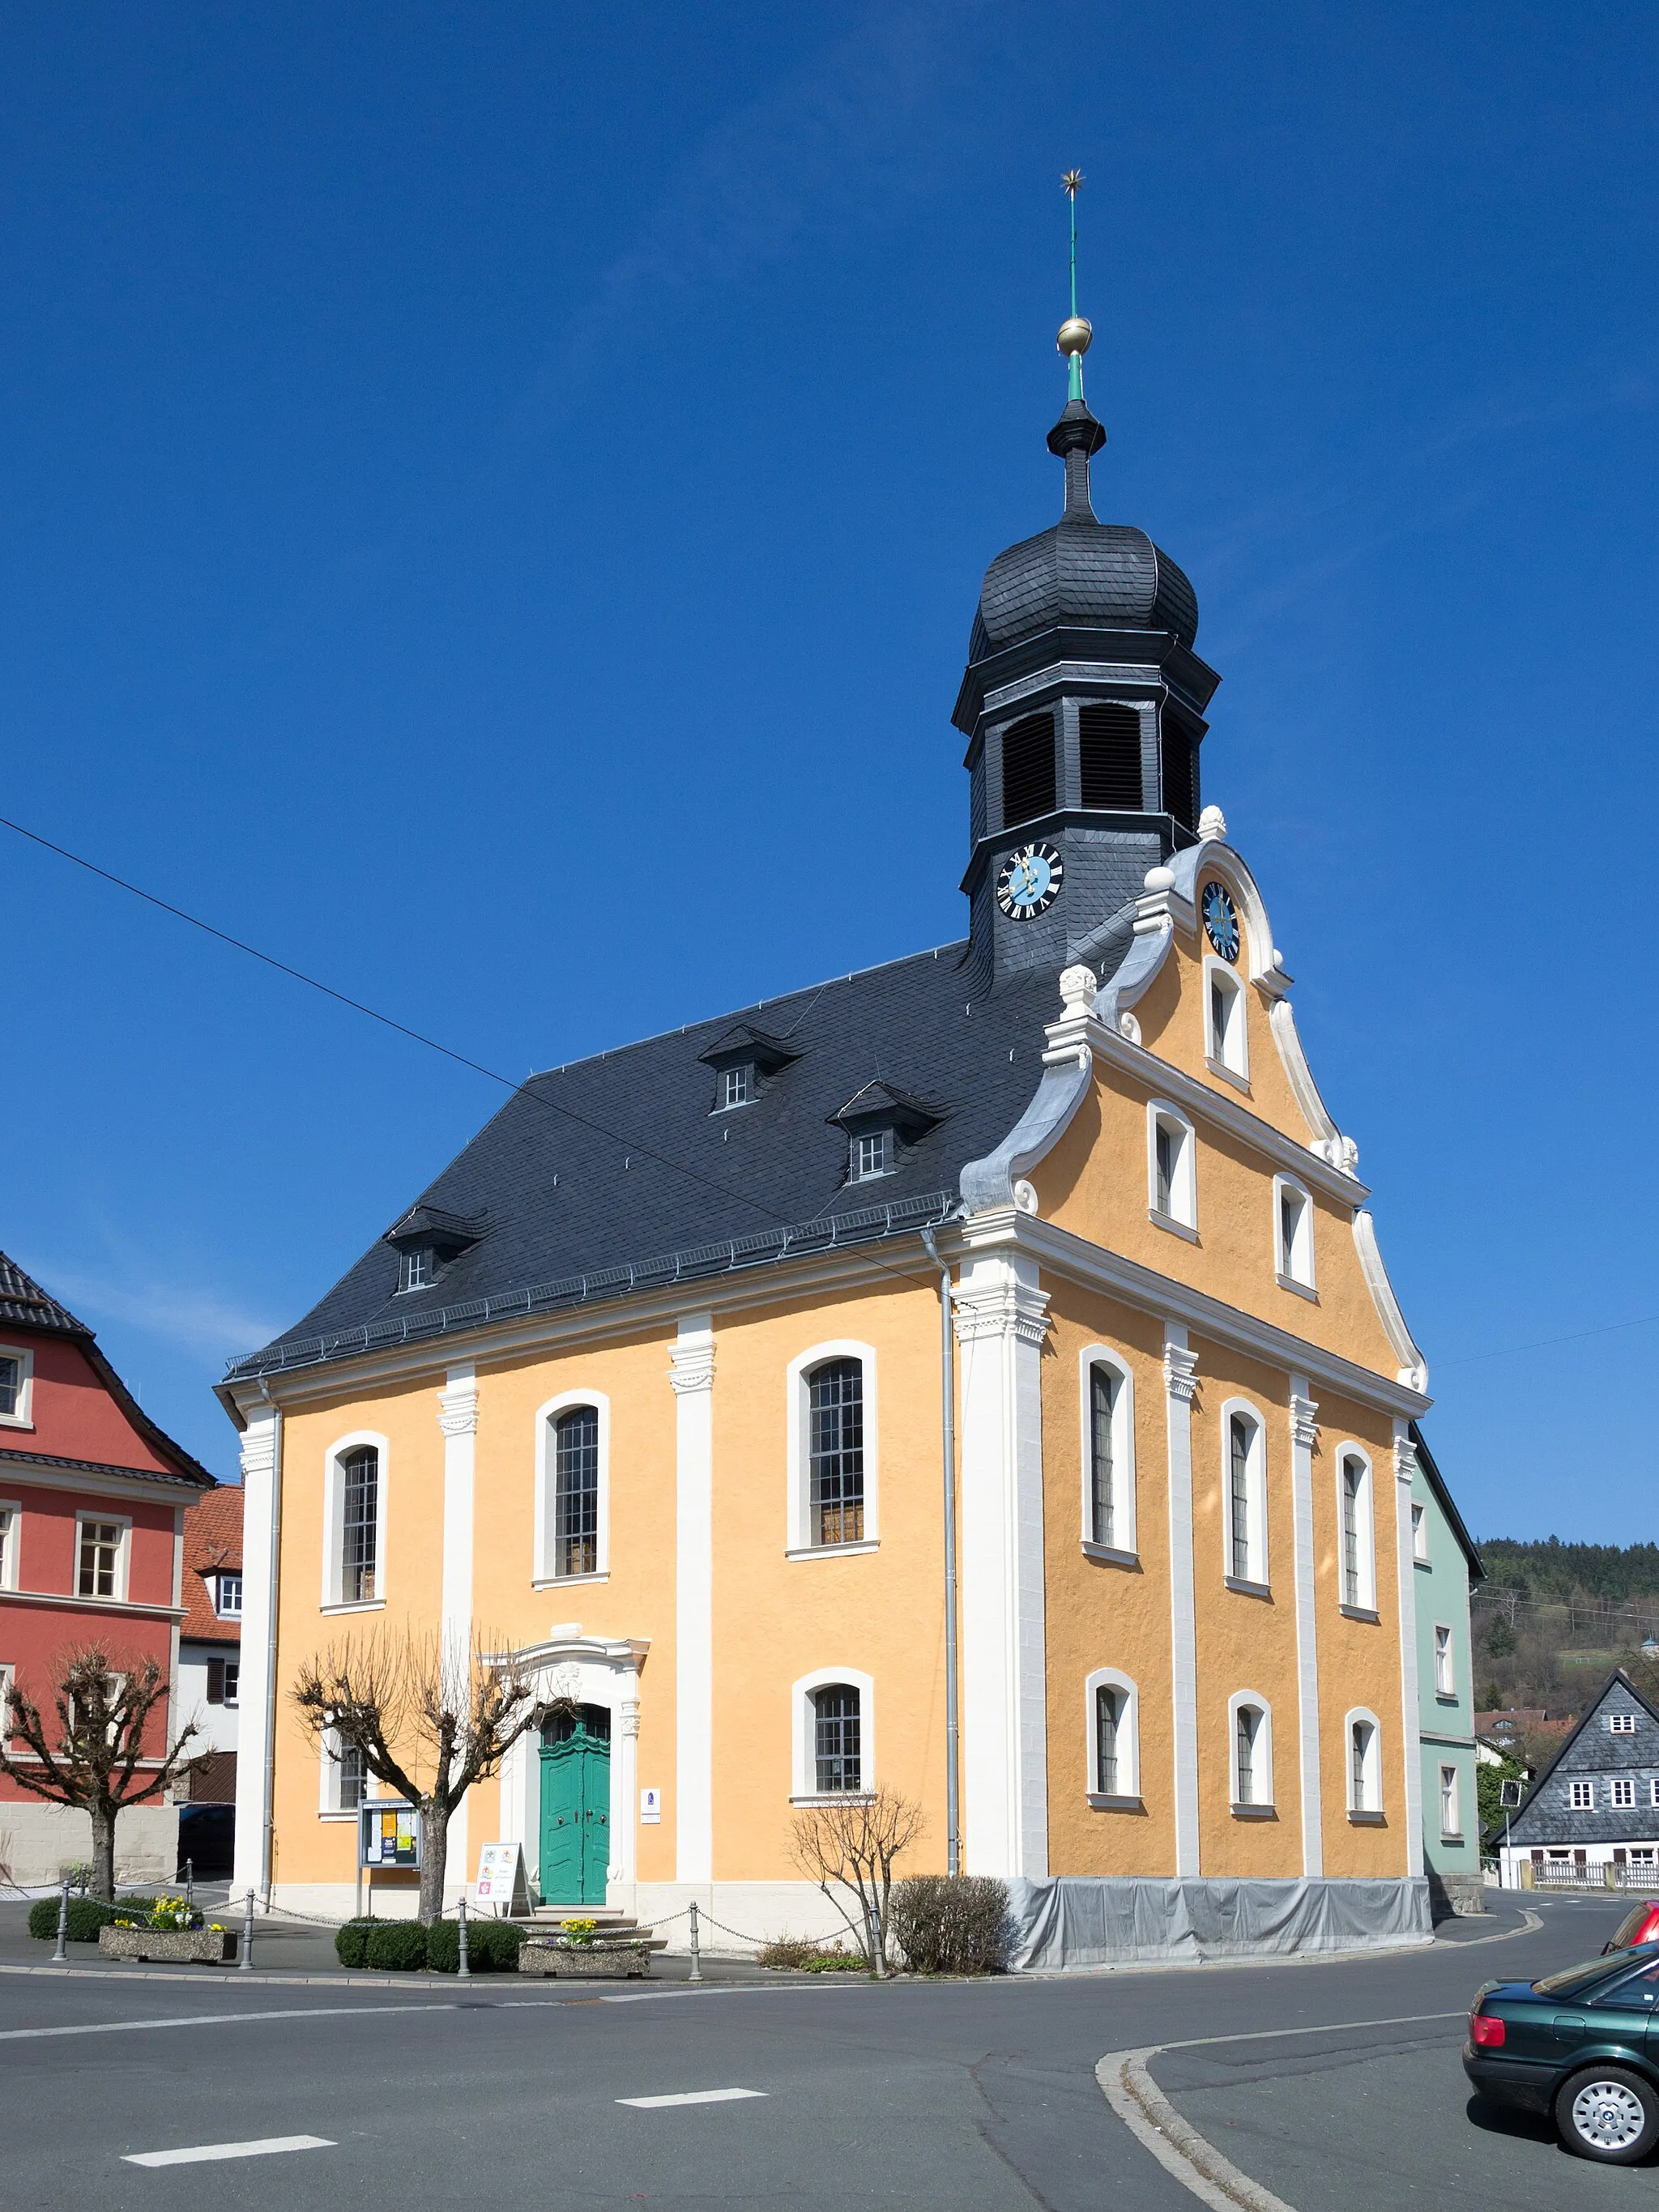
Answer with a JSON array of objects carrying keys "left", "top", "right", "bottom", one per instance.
[
  {"left": 1592, "top": 1959, "right": 1659, "bottom": 2008},
  {"left": 1535, "top": 1958, "right": 1628, "bottom": 1998}
]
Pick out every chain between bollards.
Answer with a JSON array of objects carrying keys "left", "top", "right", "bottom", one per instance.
[
  {"left": 238, "top": 1888, "right": 255, "bottom": 1971},
  {"left": 688, "top": 1899, "right": 702, "bottom": 1982},
  {"left": 457, "top": 1891, "right": 471, "bottom": 1980},
  {"left": 51, "top": 1875, "right": 70, "bottom": 1964}
]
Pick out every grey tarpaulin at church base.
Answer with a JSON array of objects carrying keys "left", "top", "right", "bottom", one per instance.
[{"left": 1004, "top": 1876, "right": 1433, "bottom": 1970}]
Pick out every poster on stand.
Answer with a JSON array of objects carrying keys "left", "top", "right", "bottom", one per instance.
[{"left": 475, "top": 1842, "right": 530, "bottom": 1916}]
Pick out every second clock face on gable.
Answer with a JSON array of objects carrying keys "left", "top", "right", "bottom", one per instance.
[
  {"left": 1201, "top": 880, "right": 1239, "bottom": 962},
  {"left": 996, "top": 842, "right": 1064, "bottom": 921}
]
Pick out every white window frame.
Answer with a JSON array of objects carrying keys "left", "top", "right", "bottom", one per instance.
[
  {"left": 75, "top": 1513, "right": 131, "bottom": 1604},
  {"left": 1147, "top": 1102, "right": 1197, "bottom": 1235},
  {"left": 1346, "top": 1707, "right": 1383, "bottom": 1815},
  {"left": 1228, "top": 1690, "right": 1274, "bottom": 1809},
  {"left": 716, "top": 1063, "right": 753, "bottom": 1111},
  {"left": 1411, "top": 1501, "right": 1429, "bottom": 1562},
  {"left": 318, "top": 1725, "right": 369, "bottom": 1819},
  {"left": 1085, "top": 1667, "right": 1141, "bottom": 1804},
  {"left": 1569, "top": 1779, "right": 1593, "bottom": 1811},
  {"left": 786, "top": 1342, "right": 879, "bottom": 1557},
  {"left": 1078, "top": 1347, "right": 1137, "bottom": 1562},
  {"left": 215, "top": 1571, "right": 243, "bottom": 1618},
  {"left": 1335, "top": 1445, "right": 1377, "bottom": 1614},
  {"left": 1203, "top": 954, "right": 1249, "bottom": 1085},
  {"left": 1219, "top": 1397, "right": 1269, "bottom": 1590},
  {"left": 1611, "top": 1778, "right": 1637, "bottom": 1809},
  {"left": 1273, "top": 1174, "right": 1316, "bottom": 1295},
  {"left": 532, "top": 1390, "right": 612, "bottom": 1587},
  {"left": 1439, "top": 1763, "right": 1461, "bottom": 1838},
  {"left": 320, "top": 1431, "right": 390, "bottom": 1613},
  {"left": 1648, "top": 1779, "right": 1659, "bottom": 1807},
  {"left": 850, "top": 1130, "right": 891, "bottom": 1183},
  {"left": 0, "top": 1499, "right": 19, "bottom": 1592},
  {"left": 1433, "top": 1623, "right": 1455, "bottom": 1698},
  {"left": 1610, "top": 1712, "right": 1637, "bottom": 1734},
  {"left": 396, "top": 1248, "right": 435, "bottom": 1294},
  {"left": 0, "top": 1343, "right": 34, "bottom": 1429},
  {"left": 790, "top": 1666, "right": 874, "bottom": 1803}
]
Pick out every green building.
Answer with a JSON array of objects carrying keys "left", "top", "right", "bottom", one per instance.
[{"left": 1410, "top": 1423, "right": 1485, "bottom": 1914}]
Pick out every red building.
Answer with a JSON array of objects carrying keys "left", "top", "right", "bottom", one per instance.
[{"left": 0, "top": 1251, "right": 215, "bottom": 1886}]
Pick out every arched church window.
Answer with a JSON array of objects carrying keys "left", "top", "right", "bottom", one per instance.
[{"left": 552, "top": 1405, "right": 599, "bottom": 1578}]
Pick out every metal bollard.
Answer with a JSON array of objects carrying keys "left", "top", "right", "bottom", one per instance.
[
  {"left": 238, "top": 1888, "right": 255, "bottom": 1971},
  {"left": 51, "top": 1876, "right": 70, "bottom": 1964},
  {"left": 184, "top": 1858, "right": 194, "bottom": 1912},
  {"left": 457, "top": 1892, "right": 471, "bottom": 1980},
  {"left": 688, "top": 1899, "right": 702, "bottom": 1983}
]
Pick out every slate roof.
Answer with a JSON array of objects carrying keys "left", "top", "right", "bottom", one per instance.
[
  {"left": 0, "top": 1252, "right": 88, "bottom": 1336},
  {"left": 1501, "top": 1670, "right": 1659, "bottom": 1848},
  {"left": 227, "top": 940, "right": 1079, "bottom": 1383}
]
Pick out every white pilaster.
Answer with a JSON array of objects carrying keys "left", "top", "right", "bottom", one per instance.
[
  {"left": 437, "top": 1364, "right": 478, "bottom": 1897},
  {"left": 1288, "top": 1379, "right": 1324, "bottom": 1876},
  {"left": 954, "top": 1251, "right": 1050, "bottom": 1877},
  {"left": 1393, "top": 1421, "right": 1424, "bottom": 1873},
  {"left": 611, "top": 1673, "right": 642, "bottom": 1900},
  {"left": 232, "top": 1403, "right": 281, "bottom": 1901},
  {"left": 1163, "top": 1325, "right": 1201, "bottom": 1875},
  {"left": 670, "top": 1315, "right": 715, "bottom": 1882}
]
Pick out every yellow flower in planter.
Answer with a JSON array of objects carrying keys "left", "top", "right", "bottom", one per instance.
[{"left": 562, "top": 1918, "right": 599, "bottom": 1946}]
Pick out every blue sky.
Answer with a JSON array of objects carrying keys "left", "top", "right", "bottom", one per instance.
[{"left": 2, "top": 3, "right": 1654, "bottom": 1540}]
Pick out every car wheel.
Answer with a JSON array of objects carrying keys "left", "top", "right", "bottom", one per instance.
[{"left": 1555, "top": 2067, "right": 1659, "bottom": 2163}]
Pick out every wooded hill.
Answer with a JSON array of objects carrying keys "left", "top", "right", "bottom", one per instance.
[{"left": 1472, "top": 1537, "right": 1659, "bottom": 1714}]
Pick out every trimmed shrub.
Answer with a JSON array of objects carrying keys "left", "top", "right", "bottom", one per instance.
[
  {"left": 335, "top": 1919, "right": 377, "bottom": 1969},
  {"left": 424, "top": 1919, "right": 535, "bottom": 1972},
  {"left": 29, "top": 1897, "right": 156, "bottom": 1943},
  {"left": 474, "top": 1919, "right": 525, "bottom": 1970},
  {"left": 889, "top": 1876, "right": 1013, "bottom": 1975},
  {"left": 364, "top": 1920, "right": 431, "bottom": 1971}
]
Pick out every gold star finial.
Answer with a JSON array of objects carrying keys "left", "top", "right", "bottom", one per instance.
[{"left": 1062, "top": 169, "right": 1085, "bottom": 196}]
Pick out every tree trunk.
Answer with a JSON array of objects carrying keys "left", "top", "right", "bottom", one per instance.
[
  {"left": 417, "top": 1796, "right": 448, "bottom": 1925},
  {"left": 89, "top": 1801, "right": 117, "bottom": 1903}
]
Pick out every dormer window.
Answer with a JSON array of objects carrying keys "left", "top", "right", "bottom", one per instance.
[
  {"left": 382, "top": 1205, "right": 484, "bottom": 1294},
  {"left": 699, "top": 1023, "right": 798, "bottom": 1114},
  {"left": 851, "top": 1131, "right": 890, "bottom": 1183},
  {"left": 719, "top": 1063, "right": 753, "bottom": 1110},
  {"left": 215, "top": 1571, "right": 243, "bottom": 1618}
]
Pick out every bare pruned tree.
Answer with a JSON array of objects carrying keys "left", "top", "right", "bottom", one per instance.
[
  {"left": 0, "top": 1646, "right": 209, "bottom": 1901},
  {"left": 790, "top": 1786, "right": 924, "bottom": 1976},
  {"left": 291, "top": 1626, "right": 552, "bottom": 1924}
]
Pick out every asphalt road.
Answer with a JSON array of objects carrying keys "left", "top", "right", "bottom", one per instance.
[{"left": 0, "top": 1893, "right": 1634, "bottom": 2210}]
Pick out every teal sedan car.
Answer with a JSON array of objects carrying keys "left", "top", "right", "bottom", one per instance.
[{"left": 1465, "top": 1946, "right": 1659, "bottom": 2163}]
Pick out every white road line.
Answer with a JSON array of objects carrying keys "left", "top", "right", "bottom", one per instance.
[
  {"left": 618, "top": 2087, "right": 769, "bottom": 2108},
  {"left": 124, "top": 2135, "right": 335, "bottom": 2168},
  {"left": 0, "top": 2003, "right": 453, "bottom": 2043}
]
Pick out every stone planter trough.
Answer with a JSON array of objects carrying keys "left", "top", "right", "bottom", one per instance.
[
  {"left": 518, "top": 1940, "right": 651, "bottom": 1980},
  {"left": 98, "top": 1924, "right": 237, "bottom": 1965}
]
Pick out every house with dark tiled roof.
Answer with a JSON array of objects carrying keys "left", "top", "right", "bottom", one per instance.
[
  {"left": 216, "top": 311, "right": 1465, "bottom": 1965},
  {"left": 1497, "top": 1671, "right": 1659, "bottom": 1890},
  {"left": 0, "top": 1251, "right": 214, "bottom": 1885}
]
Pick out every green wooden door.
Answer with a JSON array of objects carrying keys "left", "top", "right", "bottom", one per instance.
[{"left": 538, "top": 1720, "right": 611, "bottom": 1905}]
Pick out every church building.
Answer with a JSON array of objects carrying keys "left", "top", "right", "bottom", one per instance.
[{"left": 219, "top": 309, "right": 1447, "bottom": 1961}]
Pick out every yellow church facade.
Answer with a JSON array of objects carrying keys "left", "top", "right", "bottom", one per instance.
[{"left": 221, "top": 348, "right": 1437, "bottom": 1960}]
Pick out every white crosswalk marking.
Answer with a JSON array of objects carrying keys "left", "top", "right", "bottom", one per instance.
[
  {"left": 618, "top": 2087, "right": 768, "bottom": 2108},
  {"left": 124, "top": 2135, "right": 335, "bottom": 2167}
]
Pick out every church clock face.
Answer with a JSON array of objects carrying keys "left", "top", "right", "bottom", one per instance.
[
  {"left": 996, "top": 842, "right": 1064, "bottom": 921},
  {"left": 1201, "top": 880, "right": 1239, "bottom": 962}
]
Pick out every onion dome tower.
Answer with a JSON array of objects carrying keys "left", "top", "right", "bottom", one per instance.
[{"left": 957, "top": 174, "right": 1221, "bottom": 991}]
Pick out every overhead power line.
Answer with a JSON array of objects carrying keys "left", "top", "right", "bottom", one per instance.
[{"left": 0, "top": 812, "right": 941, "bottom": 1301}]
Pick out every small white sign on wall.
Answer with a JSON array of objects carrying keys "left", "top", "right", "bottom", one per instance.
[
  {"left": 475, "top": 1841, "right": 530, "bottom": 1916},
  {"left": 639, "top": 1788, "right": 662, "bottom": 1825}
]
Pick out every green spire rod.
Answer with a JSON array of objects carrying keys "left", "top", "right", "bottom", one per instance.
[{"left": 1060, "top": 169, "right": 1088, "bottom": 402}]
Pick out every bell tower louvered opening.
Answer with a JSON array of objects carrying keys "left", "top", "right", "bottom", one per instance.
[
  {"left": 1160, "top": 717, "right": 1196, "bottom": 831},
  {"left": 1000, "top": 712, "right": 1057, "bottom": 829},
  {"left": 1079, "top": 702, "right": 1143, "bottom": 809}
]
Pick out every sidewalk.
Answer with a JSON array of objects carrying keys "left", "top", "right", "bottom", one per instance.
[{"left": 0, "top": 1896, "right": 791, "bottom": 1988}]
